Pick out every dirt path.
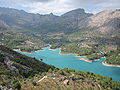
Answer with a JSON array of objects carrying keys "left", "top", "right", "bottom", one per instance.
[{"left": 37, "top": 76, "right": 48, "bottom": 83}]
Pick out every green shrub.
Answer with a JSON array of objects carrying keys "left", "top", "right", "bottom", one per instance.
[
  {"left": 12, "top": 80, "right": 21, "bottom": 90},
  {"left": 0, "top": 54, "right": 4, "bottom": 62},
  {"left": 0, "top": 82, "right": 6, "bottom": 86},
  {"left": 32, "top": 81, "right": 37, "bottom": 86}
]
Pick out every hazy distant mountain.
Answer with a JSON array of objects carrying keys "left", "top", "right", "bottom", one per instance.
[
  {"left": 0, "top": 7, "right": 120, "bottom": 35},
  {"left": 0, "top": 7, "right": 92, "bottom": 33},
  {"left": 57, "top": 8, "right": 93, "bottom": 33},
  {"left": 0, "top": 7, "right": 58, "bottom": 32},
  {"left": 61, "top": 8, "right": 93, "bottom": 20}
]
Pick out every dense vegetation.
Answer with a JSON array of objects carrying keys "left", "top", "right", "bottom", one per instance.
[
  {"left": 0, "top": 32, "right": 46, "bottom": 52},
  {"left": 106, "top": 49, "right": 120, "bottom": 65},
  {"left": 48, "top": 30, "right": 119, "bottom": 64},
  {"left": 0, "top": 29, "right": 119, "bottom": 65},
  {"left": 61, "top": 43, "right": 96, "bottom": 56},
  {"left": 87, "top": 54, "right": 101, "bottom": 60}
]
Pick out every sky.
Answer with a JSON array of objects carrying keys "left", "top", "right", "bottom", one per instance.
[{"left": 0, "top": 0, "right": 120, "bottom": 15}]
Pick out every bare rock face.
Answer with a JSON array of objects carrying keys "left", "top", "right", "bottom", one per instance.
[
  {"left": 0, "top": 20, "right": 9, "bottom": 29},
  {"left": 0, "top": 49, "right": 29, "bottom": 75},
  {"left": 0, "top": 85, "right": 13, "bottom": 90},
  {"left": 63, "top": 79, "right": 70, "bottom": 85},
  {"left": 3, "top": 56, "right": 20, "bottom": 74},
  {"left": 79, "top": 9, "right": 120, "bottom": 34},
  {"left": 88, "top": 9, "right": 120, "bottom": 26},
  {"left": 61, "top": 8, "right": 93, "bottom": 20}
]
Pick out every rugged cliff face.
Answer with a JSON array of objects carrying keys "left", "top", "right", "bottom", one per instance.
[{"left": 78, "top": 9, "right": 120, "bottom": 34}]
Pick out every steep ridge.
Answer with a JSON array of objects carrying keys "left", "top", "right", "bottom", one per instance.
[
  {"left": 0, "top": 45, "right": 56, "bottom": 89},
  {"left": 0, "top": 45, "right": 55, "bottom": 78},
  {"left": 58, "top": 8, "right": 93, "bottom": 33}
]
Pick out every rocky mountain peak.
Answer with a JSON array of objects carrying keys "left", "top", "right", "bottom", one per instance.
[
  {"left": 61, "top": 8, "right": 92, "bottom": 18},
  {"left": 83, "top": 9, "right": 120, "bottom": 33}
]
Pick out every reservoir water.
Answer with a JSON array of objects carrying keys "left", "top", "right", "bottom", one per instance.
[{"left": 17, "top": 47, "right": 120, "bottom": 82}]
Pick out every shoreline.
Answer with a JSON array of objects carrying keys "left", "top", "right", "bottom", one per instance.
[
  {"left": 102, "top": 62, "right": 120, "bottom": 68},
  {"left": 79, "top": 57, "right": 92, "bottom": 63},
  {"left": 14, "top": 47, "right": 120, "bottom": 68},
  {"left": 13, "top": 49, "right": 44, "bottom": 54},
  {"left": 49, "top": 48, "right": 61, "bottom": 51},
  {"left": 35, "top": 49, "right": 44, "bottom": 52},
  {"left": 59, "top": 51, "right": 101, "bottom": 63},
  {"left": 59, "top": 51, "right": 78, "bottom": 56},
  {"left": 79, "top": 57, "right": 101, "bottom": 63},
  {"left": 59, "top": 51, "right": 120, "bottom": 68},
  {"left": 13, "top": 48, "right": 44, "bottom": 54},
  {"left": 13, "top": 49, "right": 32, "bottom": 54},
  {"left": 49, "top": 49, "right": 57, "bottom": 51},
  {"left": 59, "top": 51, "right": 102, "bottom": 63}
]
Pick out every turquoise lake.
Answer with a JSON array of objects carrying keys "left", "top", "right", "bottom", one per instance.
[{"left": 17, "top": 47, "right": 120, "bottom": 82}]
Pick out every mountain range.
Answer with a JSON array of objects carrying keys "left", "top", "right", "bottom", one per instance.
[
  {"left": 0, "top": 7, "right": 92, "bottom": 33},
  {"left": 0, "top": 7, "right": 120, "bottom": 64},
  {"left": 0, "top": 7, "right": 120, "bottom": 34}
]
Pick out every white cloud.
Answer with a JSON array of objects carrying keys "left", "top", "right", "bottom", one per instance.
[
  {"left": 22, "top": 0, "right": 78, "bottom": 15},
  {"left": 0, "top": 0, "right": 120, "bottom": 15}
]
